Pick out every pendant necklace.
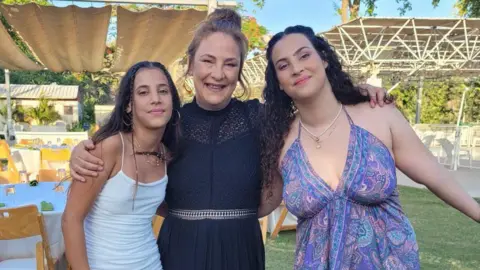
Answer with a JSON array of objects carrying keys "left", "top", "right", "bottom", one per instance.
[{"left": 299, "top": 104, "right": 343, "bottom": 149}]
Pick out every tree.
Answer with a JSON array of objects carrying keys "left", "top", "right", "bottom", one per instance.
[
  {"left": 336, "top": 0, "right": 412, "bottom": 23},
  {"left": 421, "top": 80, "right": 462, "bottom": 124},
  {"left": 431, "top": 0, "right": 480, "bottom": 17},
  {"left": 452, "top": 0, "right": 480, "bottom": 17},
  {"left": 465, "top": 80, "right": 480, "bottom": 123},
  {"left": 24, "top": 94, "right": 61, "bottom": 125},
  {"left": 242, "top": 16, "right": 268, "bottom": 51},
  {"left": 247, "top": 0, "right": 265, "bottom": 9},
  {"left": 1, "top": 0, "right": 118, "bottom": 127},
  {"left": 336, "top": 0, "right": 480, "bottom": 23},
  {"left": 385, "top": 77, "right": 480, "bottom": 125},
  {"left": 1, "top": 0, "right": 268, "bottom": 116},
  {"left": 388, "top": 82, "right": 417, "bottom": 123},
  {"left": 1, "top": 0, "right": 52, "bottom": 61},
  {"left": 0, "top": 101, "right": 26, "bottom": 123}
]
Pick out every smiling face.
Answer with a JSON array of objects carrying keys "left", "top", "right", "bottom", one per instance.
[
  {"left": 128, "top": 67, "right": 173, "bottom": 130},
  {"left": 189, "top": 32, "right": 241, "bottom": 110},
  {"left": 271, "top": 33, "right": 330, "bottom": 102}
]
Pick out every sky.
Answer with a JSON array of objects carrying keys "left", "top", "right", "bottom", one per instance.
[{"left": 240, "top": 0, "right": 459, "bottom": 34}]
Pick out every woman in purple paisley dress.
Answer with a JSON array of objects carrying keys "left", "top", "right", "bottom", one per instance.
[{"left": 260, "top": 26, "right": 480, "bottom": 269}]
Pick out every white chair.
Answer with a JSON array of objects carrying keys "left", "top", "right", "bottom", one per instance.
[{"left": 437, "top": 138, "right": 473, "bottom": 169}]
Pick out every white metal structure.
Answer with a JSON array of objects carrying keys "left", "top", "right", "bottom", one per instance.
[
  {"left": 243, "top": 54, "right": 268, "bottom": 86},
  {"left": 204, "top": 18, "right": 480, "bottom": 170},
  {"left": 321, "top": 17, "right": 480, "bottom": 170},
  {"left": 203, "top": 18, "right": 480, "bottom": 92},
  {"left": 321, "top": 17, "right": 480, "bottom": 78}
]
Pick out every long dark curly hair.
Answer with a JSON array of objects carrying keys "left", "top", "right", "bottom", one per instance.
[{"left": 260, "top": 25, "right": 393, "bottom": 188}]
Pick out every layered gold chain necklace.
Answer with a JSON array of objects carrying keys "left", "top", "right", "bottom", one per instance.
[{"left": 299, "top": 104, "right": 343, "bottom": 149}]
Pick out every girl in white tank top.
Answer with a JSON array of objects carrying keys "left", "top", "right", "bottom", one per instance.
[{"left": 62, "top": 61, "right": 182, "bottom": 270}]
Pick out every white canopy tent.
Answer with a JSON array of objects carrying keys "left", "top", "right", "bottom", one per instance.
[{"left": 0, "top": 0, "right": 236, "bottom": 144}]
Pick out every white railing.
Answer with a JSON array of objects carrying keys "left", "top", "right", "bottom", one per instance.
[{"left": 413, "top": 124, "right": 480, "bottom": 170}]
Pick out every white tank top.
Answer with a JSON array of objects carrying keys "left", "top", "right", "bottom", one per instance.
[{"left": 84, "top": 132, "right": 167, "bottom": 270}]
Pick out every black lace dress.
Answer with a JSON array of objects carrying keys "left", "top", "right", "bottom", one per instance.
[{"left": 157, "top": 98, "right": 265, "bottom": 270}]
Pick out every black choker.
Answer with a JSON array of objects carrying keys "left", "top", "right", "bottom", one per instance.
[{"left": 134, "top": 151, "right": 165, "bottom": 160}]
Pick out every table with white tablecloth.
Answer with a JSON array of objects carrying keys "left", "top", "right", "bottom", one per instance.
[
  {"left": 10, "top": 146, "right": 72, "bottom": 181},
  {"left": 0, "top": 182, "right": 70, "bottom": 265},
  {"left": 10, "top": 148, "right": 41, "bottom": 180}
]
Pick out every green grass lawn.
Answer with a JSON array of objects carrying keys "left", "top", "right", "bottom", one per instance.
[{"left": 265, "top": 186, "right": 480, "bottom": 270}]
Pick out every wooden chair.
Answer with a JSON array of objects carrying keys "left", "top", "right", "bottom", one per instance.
[
  {"left": 0, "top": 140, "right": 19, "bottom": 184},
  {"left": 259, "top": 216, "right": 268, "bottom": 244},
  {"left": 0, "top": 205, "right": 54, "bottom": 270},
  {"left": 19, "top": 139, "right": 34, "bottom": 145},
  {"left": 39, "top": 148, "right": 71, "bottom": 181},
  {"left": 37, "top": 169, "right": 63, "bottom": 182},
  {"left": 62, "top": 138, "right": 74, "bottom": 146},
  {"left": 40, "top": 148, "right": 71, "bottom": 168},
  {"left": 270, "top": 202, "right": 296, "bottom": 239},
  {"left": 33, "top": 138, "right": 45, "bottom": 145},
  {"left": 152, "top": 216, "right": 164, "bottom": 239}
]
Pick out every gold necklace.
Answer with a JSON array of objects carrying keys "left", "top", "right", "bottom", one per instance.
[{"left": 299, "top": 104, "right": 343, "bottom": 149}]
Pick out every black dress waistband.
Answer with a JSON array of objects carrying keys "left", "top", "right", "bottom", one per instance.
[{"left": 168, "top": 208, "right": 258, "bottom": 220}]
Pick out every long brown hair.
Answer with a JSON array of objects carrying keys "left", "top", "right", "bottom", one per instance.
[{"left": 93, "top": 61, "right": 181, "bottom": 205}]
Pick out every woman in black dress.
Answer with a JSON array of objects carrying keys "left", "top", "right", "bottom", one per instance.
[{"left": 68, "top": 9, "right": 387, "bottom": 270}]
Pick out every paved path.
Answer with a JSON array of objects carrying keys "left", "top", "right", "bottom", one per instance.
[{"left": 397, "top": 167, "right": 480, "bottom": 198}]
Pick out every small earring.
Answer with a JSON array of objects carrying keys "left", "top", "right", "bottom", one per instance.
[{"left": 123, "top": 113, "right": 132, "bottom": 126}]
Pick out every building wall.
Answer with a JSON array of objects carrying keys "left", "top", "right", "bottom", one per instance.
[{"left": 0, "top": 99, "right": 80, "bottom": 125}]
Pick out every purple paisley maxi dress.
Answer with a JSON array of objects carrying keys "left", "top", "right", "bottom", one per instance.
[{"left": 281, "top": 110, "right": 420, "bottom": 270}]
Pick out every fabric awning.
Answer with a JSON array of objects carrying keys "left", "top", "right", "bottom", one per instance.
[
  {"left": 111, "top": 7, "right": 207, "bottom": 72},
  {"left": 0, "top": 17, "right": 42, "bottom": 70},
  {"left": 0, "top": 3, "right": 111, "bottom": 72}
]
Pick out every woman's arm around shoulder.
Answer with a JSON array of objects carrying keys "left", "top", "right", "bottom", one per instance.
[
  {"left": 62, "top": 134, "right": 122, "bottom": 270},
  {"left": 70, "top": 139, "right": 105, "bottom": 182},
  {"left": 258, "top": 170, "right": 283, "bottom": 218},
  {"left": 385, "top": 106, "right": 480, "bottom": 223}
]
